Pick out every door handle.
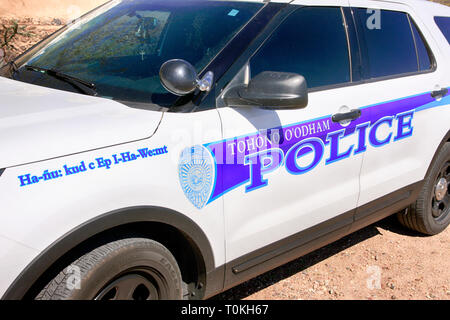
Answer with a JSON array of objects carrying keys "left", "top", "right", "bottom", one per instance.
[
  {"left": 431, "top": 88, "right": 448, "bottom": 99},
  {"left": 332, "top": 109, "right": 361, "bottom": 123}
]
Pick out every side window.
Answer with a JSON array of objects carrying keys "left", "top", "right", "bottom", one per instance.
[
  {"left": 434, "top": 16, "right": 450, "bottom": 44},
  {"left": 250, "top": 7, "right": 350, "bottom": 90},
  {"left": 355, "top": 9, "right": 418, "bottom": 79},
  {"left": 410, "top": 20, "right": 433, "bottom": 71},
  {"left": 409, "top": 18, "right": 433, "bottom": 71}
]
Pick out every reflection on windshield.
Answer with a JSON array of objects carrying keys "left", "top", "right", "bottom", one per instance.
[
  {"left": 22, "top": 0, "right": 123, "bottom": 66},
  {"left": 14, "top": 0, "right": 262, "bottom": 106}
]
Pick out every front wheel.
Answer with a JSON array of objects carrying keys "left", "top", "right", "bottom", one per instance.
[
  {"left": 397, "top": 142, "right": 450, "bottom": 235},
  {"left": 36, "top": 238, "right": 183, "bottom": 300}
]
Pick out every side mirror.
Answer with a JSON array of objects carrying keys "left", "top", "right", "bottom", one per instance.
[
  {"left": 223, "top": 71, "right": 308, "bottom": 109},
  {"left": 159, "top": 59, "right": 213, "bottom": 96}
]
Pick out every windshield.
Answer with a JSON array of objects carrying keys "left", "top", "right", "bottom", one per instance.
[{"left": 11, "top": 0, "right": 263, "bottom": 106}]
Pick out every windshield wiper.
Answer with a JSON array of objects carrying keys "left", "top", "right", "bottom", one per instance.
[{"left": 25, "top": 65, "right": 98, "bottom": 96}]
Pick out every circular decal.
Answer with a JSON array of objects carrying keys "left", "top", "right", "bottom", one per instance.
[{"left": 178, "top": 145, "right": 215, "bottom": 209}]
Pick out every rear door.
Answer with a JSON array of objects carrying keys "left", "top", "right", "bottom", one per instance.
[{"left": 347, "top": 0, "right": 450, "bottom": 228}]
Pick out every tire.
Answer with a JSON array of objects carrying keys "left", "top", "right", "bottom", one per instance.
[
  {"left": 36, "top": 238, "right": 183, "bottom": 300},
  {"left": 397, "top": 142, "right": 450, "bottom": 235}
]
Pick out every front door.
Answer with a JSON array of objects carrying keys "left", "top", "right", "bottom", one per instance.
[{"left": 211, "top": 4, "right": 364, "bottom": 280}]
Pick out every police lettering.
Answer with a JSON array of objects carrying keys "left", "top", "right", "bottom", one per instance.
[{"left": 244, "top": 110, "right": 414, "bottom": 192}]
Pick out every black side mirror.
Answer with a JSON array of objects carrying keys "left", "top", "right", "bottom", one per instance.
[
  {"left": 223, "top": 71, "right": 308, "bottom": 109},
  {"left": 159, "top": 59, "right": 213, "bottom": 96}
]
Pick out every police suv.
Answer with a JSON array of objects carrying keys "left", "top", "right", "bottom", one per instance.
[{"left": 0, "top": 0, "right": 449, "bottom": 300}]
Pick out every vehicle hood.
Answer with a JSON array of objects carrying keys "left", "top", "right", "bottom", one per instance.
[{"left": 0, "top": 77, "right": 163, "bottom": 168}]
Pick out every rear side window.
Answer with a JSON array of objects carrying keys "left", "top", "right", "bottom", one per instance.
[
  {"left": 355, "top": 9, "right": 419, "bottom": 79},
  {"left": 435, "top": 16, "right": 450, "bottom": 44},
  {"left": 250, "top": 7, "right": 350, "bottom": 89},
  {"left": 410, "top": 21, "right": 432, "bottom": 71}
]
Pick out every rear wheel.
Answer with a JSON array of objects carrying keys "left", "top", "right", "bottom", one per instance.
[
  {"left": 397, "top": 142, "right": 450, "bottom": 235},
  {"left": 36, "top": 238, "right": 183, "bottom": 300}
]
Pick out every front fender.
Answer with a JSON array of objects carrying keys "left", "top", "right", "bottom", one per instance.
[{"left": 2, "top": 205, "right": 218, "bottom": 300}]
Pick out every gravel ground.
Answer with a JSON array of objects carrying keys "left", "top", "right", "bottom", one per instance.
[
  {"left": 214, "top": 215, "right": 450, "bottom": 300},
  {"left": 1, "top": 1, "right": 450, "bottom": 300}
]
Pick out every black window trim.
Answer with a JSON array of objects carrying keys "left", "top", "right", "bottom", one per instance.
[
  {"left": 341, "top": 6, "right": 354, "bottom": 83},
  {"left": 343, "top": 6, "right": 364, "bottom": 83},
  {"left": 408, "top": 14, "right": 422, "bottom": 71}
]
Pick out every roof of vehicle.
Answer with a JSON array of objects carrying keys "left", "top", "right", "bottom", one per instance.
[
  {"left": 249, "top": 0, "right": 440, "bottom": 3},
  {"left": 233, "top": 0, "right": 292, "bottom": 3},
  {"left": 278, "top": 0, "right": 450, "bottom": 16},
  {"left": 376, "top": 0, "right": 450, "bottom": 13}
]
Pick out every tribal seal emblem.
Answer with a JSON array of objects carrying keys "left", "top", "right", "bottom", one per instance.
[{"left": 178, "top": 145, "right": 214, "bottom": 209}]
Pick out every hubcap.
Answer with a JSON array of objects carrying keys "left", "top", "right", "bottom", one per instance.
[{"left": 431, "top": 162, "right": 450, "bottom": 219}]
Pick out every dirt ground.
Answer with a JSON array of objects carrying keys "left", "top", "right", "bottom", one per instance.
[
  {"left": 215, "top": 215, "right": 450, "bottom": 300},
  {"left": 1, "top": 0, "right": 449, "bottom": 301}
]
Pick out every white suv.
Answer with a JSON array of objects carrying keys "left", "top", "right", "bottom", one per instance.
[{"left": 0, "top": 0, "right": 449, "bottom": 300}]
